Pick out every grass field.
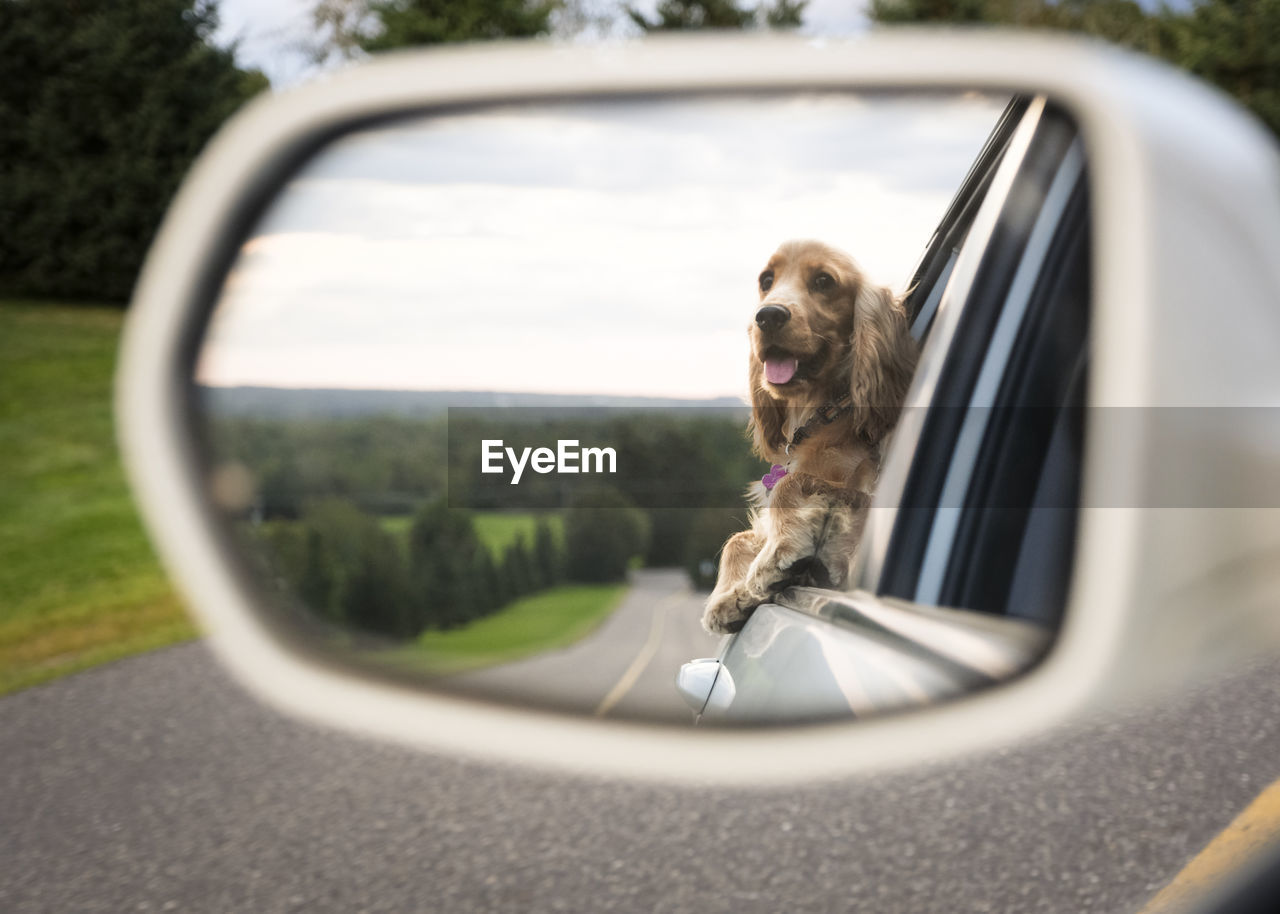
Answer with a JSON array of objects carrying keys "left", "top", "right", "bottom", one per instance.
[
  {"left": 398, "top": 582, "right": 626, "bottom": 675},
  {"left": 472, "top": 511, "right": 564, "bottom": 553},
  {"left": 0, "top": 302, "right": 193, "bottom": 696},
  {"left": 0, "top": 302, "right": 620, "bottom": 693},
  {"left": 374, "top": 510, "right": 617, "bottom": 674},
  {"left": 380, "top": 511, "right": 564, "bottom": 558}
]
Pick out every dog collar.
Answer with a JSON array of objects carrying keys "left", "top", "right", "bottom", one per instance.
[{"left": 784, "top": 394, "right": 854, "bottom": 455}]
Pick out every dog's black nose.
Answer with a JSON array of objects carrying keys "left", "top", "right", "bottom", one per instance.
[{"left": 755, "top": 304, "right": 791, "bottom": 332}]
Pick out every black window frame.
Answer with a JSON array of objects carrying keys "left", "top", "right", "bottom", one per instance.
[
  {"left": 936, "top": 170, "right": 1089, "bottom": 620},
  {"left": 877, "top": 102, "right": 1084, "bottom": 608},
  {"left": 904, "top": 94, "right": 1032, "bottom": 338}
]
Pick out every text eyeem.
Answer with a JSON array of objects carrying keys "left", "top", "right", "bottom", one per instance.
[{"left": 481, "top": 439, "right": 617, "bottom": 485}]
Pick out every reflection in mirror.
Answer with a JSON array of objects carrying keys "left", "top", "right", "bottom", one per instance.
[{"left": 192, "top": 91, "right": 1077, "bottom": 726}]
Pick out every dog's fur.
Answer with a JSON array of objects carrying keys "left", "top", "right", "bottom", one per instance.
[{"left": 702, "top": 240, "right": 918, "bottom": 634}]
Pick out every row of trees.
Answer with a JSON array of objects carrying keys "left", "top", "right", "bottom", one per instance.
[
  {"left": 211, "top": 414, "right": 448, "bottom": 519},
  {"left": 9, "top": 0, "right": 1278, "bottom": 305},
  {"left": 260, "top": 489, "right": 652, "bottom": 639},
  {"left": 2, "top": 0, "right": 810, "bottom": 305},
  {"left": 307, "top": 0, "right": 806, "bottom": 63},
  {"left": 869, "top": 0, "right": 1280, "bottom": 138},
  {"left": 208, "top": 408, "right": 764, "bottom": 569},
  {"left": 311, "top": 0, "right": 1280, "bottom": 139}
]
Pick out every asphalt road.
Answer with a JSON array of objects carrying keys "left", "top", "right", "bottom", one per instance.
[
  {"left": 4, "top": 643, "right": 1280, "bottom": 913},
  {"left": 445, "top": 569, "right": 721, "bottom": 722}
]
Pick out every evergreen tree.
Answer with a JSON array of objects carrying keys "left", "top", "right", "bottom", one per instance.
[
  {"left": 629, "top": 0, "right": 753, "bottom": 29},
  {"left": 309, "top": 0, "right": 556, "bottom": 62},
  {"left": 293, "top": 498, "right": 411, "bottom": 636},
  {"left": 471, "top": 546, "right": 504, "bottom": 614},
  {"left": 1169, "top": 0, "right": 1280, "bottom": 137},
  {"left": 628, "top": 0, "right": 805, "bottom": 30},
  {"left": 564, "top": 487, "right": 650, "bottom": 583},
  {"left": 868, "top": 0, "right": 1280, "bottom": 139},
  {"left": 763, "top": 0, "right": 805, "bottom": 27},
  {"left": 408, "top": 499, "right": 487, "bottom": 628},
  {"left": 297, "top": 527, "right": 339, "bottom": 621},
  {"left": 364, "top": 0, "right": 556, "bottom": 48},
  {"left": 868, "top": 0, "right": 989, "bottom": 24},
  {"left": 501, "top": 535, "right": 536, "bottom": 598},
  {"left": 0, "top": 0, "right": 269, "bottom": 302},
  {"left": 533, "top": 518, "right": 563, "bottom": 588},
  {"left": 339, "top": 522, "right": 413, "bottom": 637}
]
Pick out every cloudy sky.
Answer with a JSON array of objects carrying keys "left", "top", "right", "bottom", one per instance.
[{"left": 197, "top": 92, "right": 1005, "bottom": 398}]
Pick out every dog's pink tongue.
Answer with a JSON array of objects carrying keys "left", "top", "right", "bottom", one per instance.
[{"left": 765, "top": 357, "right": 798, "bottom": 385}]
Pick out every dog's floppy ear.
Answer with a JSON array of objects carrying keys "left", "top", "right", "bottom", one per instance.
[
  {"left": 849, "top": 283, "right": 917, "bottom": 443},
  {"left": 748, "top": 355, "right": 788, "bottom": 461}
]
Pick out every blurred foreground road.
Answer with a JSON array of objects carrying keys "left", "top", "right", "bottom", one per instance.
[{"left": 4, "top": 642, "right": 1280, "bottom": 913}]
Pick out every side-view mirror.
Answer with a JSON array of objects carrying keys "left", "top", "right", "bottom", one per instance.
[{"left": 118, "top": 33, "right": 1280, "bottom": 784}]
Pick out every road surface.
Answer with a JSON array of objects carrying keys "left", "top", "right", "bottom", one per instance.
[
  {"left": 4, "top": 644, "right": 1280, "bottom": 912},
  {"left": 444, "top": 568, "right": 721, "bottom": 722}
]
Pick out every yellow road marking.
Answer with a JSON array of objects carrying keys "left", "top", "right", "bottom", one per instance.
[
  {"left": 1139, "top": 777, "right": 1280, "bottom": 913},
  {"left": 594, "top": 590, "right": 689, "bottom": 718}
]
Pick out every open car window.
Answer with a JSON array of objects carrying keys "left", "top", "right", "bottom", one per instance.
[
  {"left": 874, "top": 99, "right": 1087, "bottom": 626},
  {"left": 935, "top": 161, "right": 1088, "bottom": 624},
  {"left": 906, "top": 95, "right": 1033, "bottom": 341}
]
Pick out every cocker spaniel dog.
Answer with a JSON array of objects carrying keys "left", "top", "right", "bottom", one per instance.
[{"left": 702, "top": 239, "right": 918, "bottom": 634}]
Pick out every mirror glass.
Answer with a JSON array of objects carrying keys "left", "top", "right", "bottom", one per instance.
[{"left": 193, "top": 91, "right": 1080, "bottom": 725}]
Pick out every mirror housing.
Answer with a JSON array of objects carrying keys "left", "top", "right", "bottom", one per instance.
[{"left": 118, "top": 32, "right": 1280, "bottom": 784}]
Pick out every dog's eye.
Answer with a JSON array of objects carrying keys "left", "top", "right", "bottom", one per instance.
[
  {"left": 811, "top": 271, "right": 835, "bottom": 293},
  {"left": 759, "top": 270, "right": 774, "bottom": 293}
]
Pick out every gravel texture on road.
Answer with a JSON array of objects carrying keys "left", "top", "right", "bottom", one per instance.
[{"left": 4, "top": 642, "right": 1280, "bottom": 913}]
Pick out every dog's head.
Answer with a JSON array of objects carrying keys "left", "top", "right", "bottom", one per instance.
[{"left": 748, "top": 239, "right": 917, "bottom": 461}]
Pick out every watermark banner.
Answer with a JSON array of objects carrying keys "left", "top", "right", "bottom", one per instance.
[{"left": 443, "top": 405, "right": 1280, "bottom": 510}]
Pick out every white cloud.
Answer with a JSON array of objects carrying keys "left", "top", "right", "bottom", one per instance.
[{"left": 198, "top": 93, "right": 1005, "bottom": 397}]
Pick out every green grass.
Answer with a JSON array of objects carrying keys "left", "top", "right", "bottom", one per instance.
[
  {"left": 388, "top": 582, "right": 626, "bottom": 675},
  {"left": 378, "top": 515, "right": 413, "bottom": 537},
  {"left": 472, "top": 511, "right": 564, "bottom": 553},
  {"left": 0, "top": 302, "right": 616, "bottom": 694},
  {"left": 0, "top": 301, "right": 194, "bottom": 695},
  {"left": 380, "top": 510, "right": 564, "bottom": 558}
]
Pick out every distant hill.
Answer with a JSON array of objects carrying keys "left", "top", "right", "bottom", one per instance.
[{"left": 198, "top": 386, "right": 747, "bottom": 420}]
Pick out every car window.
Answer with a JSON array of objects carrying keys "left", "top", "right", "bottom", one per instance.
[
  {"left": 935, "top": 163, "right": 1088, "bottom": 623},
  {"left": 877, "top": 101, "right": 1087, "bottom": 623},
  {"left": 905, "top": 95, "right": 1032, "bottom": 340}
]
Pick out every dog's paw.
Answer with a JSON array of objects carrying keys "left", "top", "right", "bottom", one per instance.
[
  {"left": 743, "top": 543, "right": 803, "bottom": 599},
  {"left": 820, "top": 557, "right": 848, "bottom": 589},
  {"left": 702, "top": 588, "right": 761, "bottom": 634}
]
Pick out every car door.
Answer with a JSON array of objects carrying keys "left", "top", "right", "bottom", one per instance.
[{"left": 695, "top": 94, "right": 1089, "bottom": 723}]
